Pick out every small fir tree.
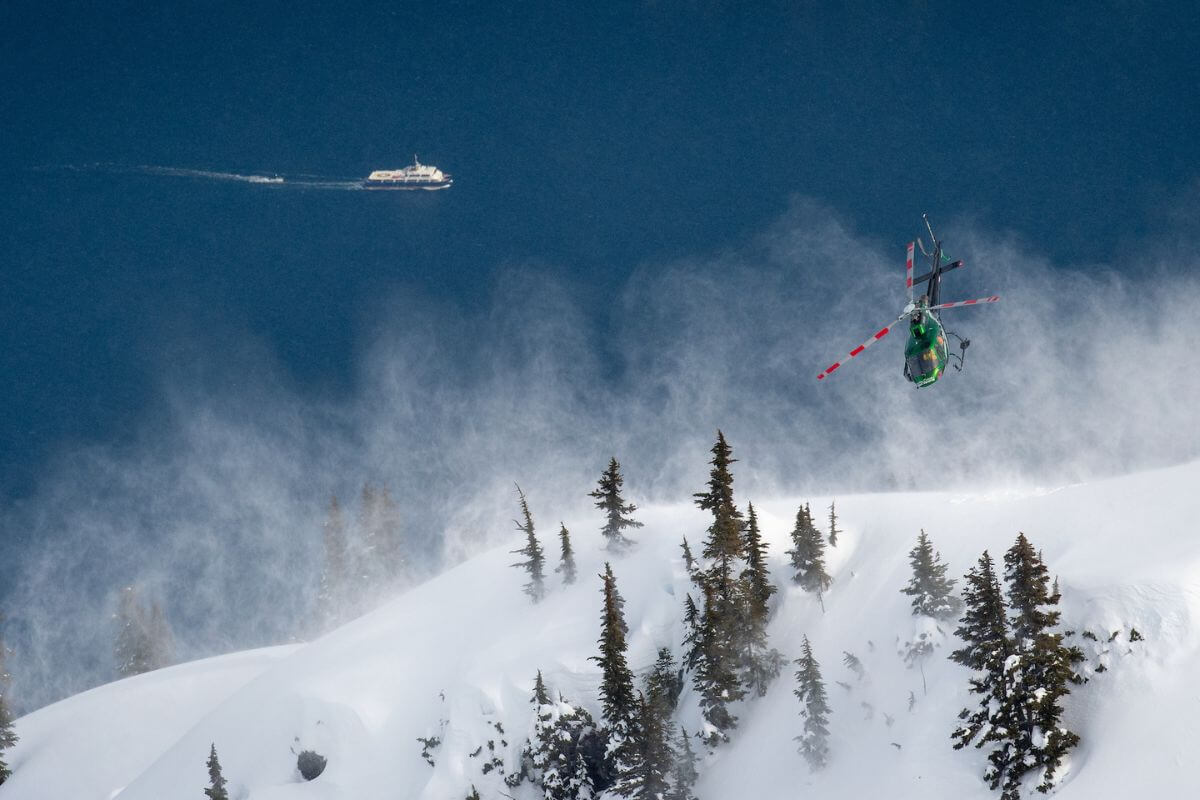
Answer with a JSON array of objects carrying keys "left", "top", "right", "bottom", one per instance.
[
  {"left": 665, "top": 728, "right": 700, "bottom": 800},
  {"left": 556, "top": 523, "right": 578, "bottom": 585},
  {"left": 510, "top": 485, "right": 546, "bottom": 603},
  {"left": 680, "top": 537, "right": 697, "bottom": 576},
  {"left": 793, "top": 636, "right": 831, "bottom": 770},
  {"left": 589, "top": 457, "right": 644, "bottom": 551},
  {"left": 523, "top": 675, "right": 597, "bottom": 800},
  {"left": 786, "top": 504, "right": 831, "bottom": 597},
  {"left": 645, "top": 647, "right": 684, "bottom": 717},
  {"left": 629, "top": 691, "right": 673, "bottom": 799},
  {"left": 827, "top": 501, "right": 841, "bottom": 547},
  {"left": 739, "top": 503, "right": 783, "bottom": 696},
  {"left": 0, "top": 616, "right": 17, "bottom": 785},
  {"left": 681, "top": 594, "right": 703, "bottom": 672},
  {"left": 901, "top": 529, "right": 961, "bottom": 620},
  {"left": 205, "top": 743, "right": 229, "bottom": 800}
]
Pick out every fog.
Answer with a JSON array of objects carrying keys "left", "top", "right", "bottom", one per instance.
[{"left": 3, "top": 200, "right": 1198, "bottom": 712}]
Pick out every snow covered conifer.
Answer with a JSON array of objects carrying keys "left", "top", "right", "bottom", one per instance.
[
  {"left": 591, "top": 563, "right": 640, "bottom": 788},
  {"left": 510, "top": 486, "right": 546, "bottom": 603},
  {"left": 665, "top": 728, "right": 700, "bottom": 800},
  {"left": 589, "top": 457, "right": 643, "bottom": 552},
  {"left": 901, "top": 529, "right": 960, "bottom": 620},
  {"left": 950, "top": 550, "right": 1014, "bottom": 792},
  {"left": 556, "top": 523, "right": 578, "bottom": 585},
  {"left": 793, "top": 635, "right": 831, "bottom": 770},
  {"left": 205, "top": 743, "right": 229, "bottom": 800},
  {"left": 827, "top": 501, "right": 841, "bottom": 547},
  {"left": 998, "top": 533, "right": 1081, "bottom": 796},
  {"left": 691, "top": 431, "right": 748, "bottom": 745},
  {"left": 681, "top": 594, "right": 702, "bottom": 672},
  {"left": 786, "top": 504, "right": 831, "bottom": 597},
  {"left": 740, "top": 503, "right": 783, "bottom": 696},
  {"left": 629, "top": 691, "right": 673, "bottom": 799},
  {"left": 680, "top": 537, "right": 697, "bottom": 576},
  {"left": 646, "top": 647, "right": 683, "bottom": 717},
  {"left": 523, "top": 674, "right": 597, "bottom": 800},
  {"left": 0, "top": 617, "right": 17, "bottom": 785}
]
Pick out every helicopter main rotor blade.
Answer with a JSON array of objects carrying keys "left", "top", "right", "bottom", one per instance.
[
  {"left": 817, "top": 313, "right": 907, "bottom": 381},
  {"left": 905, "top": 241, "right": 915, "bottom": 304},
  {"left": 927, "top": 295, "right": 1001, "bottom": 311}
]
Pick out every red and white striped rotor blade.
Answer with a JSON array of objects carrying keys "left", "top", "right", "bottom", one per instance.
[
  {"left": 905, "top": 241, "right": 915, "bottom": 303},
  {"left": 927, "top": 295, "right": 1001, "bottom": 311},
  {"left": 817, "top": 314, "right": 906, "bottom": 381}
]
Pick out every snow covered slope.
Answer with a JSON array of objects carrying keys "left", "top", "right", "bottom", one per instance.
[{"left": 4, "top": 461, "right": 1198, "bottom": 800}]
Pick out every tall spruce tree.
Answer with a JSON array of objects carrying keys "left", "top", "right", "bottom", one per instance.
[
  {"left": 786, "top": 504, "right": 831, "bottom": 597},
  {"left": 590, "top": 458, "right": 643, "bottom": 552},
  {"left": 645, "top": 647, "right": 683, "bottom": 717},
  {"left": 556, "top": 524, "right": 578, "bottom": 585},
  {"left": 950, "top": 550, "right": 1014, "bottom": 794},
  {"left": 510, "top": 486, "right": 546, "bottom": 603},
  {"left": 740, "top": 503, "right": 782, "bottom": 696},
  {"left": 205, "top": 743, "right": 229, "bottom": 800},
  {"left": 901, "top": 529, "right": 960, "bottom": 620},
  {"left": 793, "top": 635, "right": 831, "bottom": 770},
  {"left": 630, "top": 691, "right": 673, "bottom": 799},
  {"left": 691, "top": 431, "right": 748, "bottom": 745},
  {"left": 316, "top": 495, "right": 350, "bottom": 630},
  {"left": 591, "top": 563, "right": 640, "bottom": 792},
  {"left": 0, "top": 615, "right": 17, "bottom": 785},
  {"left": 998, "top": 534, "right": 1081, "bottom": 796},
  {"left": 827, "top": 501, "right": 841, "bottom": 547}
]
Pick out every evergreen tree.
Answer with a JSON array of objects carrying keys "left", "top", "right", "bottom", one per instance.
[
  {"left": 901, "top": 529, "right": 961, "bottom": 620},
  {"left": 205, "top": 743, "right": 229, "bottom": 800},
  {"left": 523, "top": 675, "right": 597, "bottom": 800},
  {"left": 786, "top": 504, "right": 831, "bottom": 597},
  {"left": 114, "top": 586, "right": 173, "bottom": 678},
  {"left": 591, "top": 563, "right": 640, "bottom": 790},
  {"left": 681, "top": 594, "right": 703, "bottom": 672},
  {"left": 739, "top": 503, "right": 782, "bottom": 696},
  {"left": 589, "top": 457, "right": 643, "bottom": 551},
  {"left": 690, "top": 431, "right": 747, "bottom": 745},
  {"left": 316, "top": 495, "right": 350, "bottom": 630},
  {"left": 949, "top": 551, "right": 1014, "bottom": 793},
  {"left": 998, "top": 534, "right": 1081, "bottom": 796},
  {"left": 827, "top": 501, "right": 841, "bottom": 547},
  {"left": 556, "top": 523, "right": 578, "bottom": 586},
  {"left": 630, "top": 691, "right": 673, "bottom": 799},
  {"left": 680, "top": 537, "right": 697, "bottom": 576},
  {"left": 665, "top": 729, "right": 700, "bottom": 800},
  {"left": 0, "top": 616, "right": 17, "bottom": 785},
  {"left": 510, "top": 486, "right": 546, "bottom": 603},
  {"left": 793, "top": 636, "right": 831, "bottom": 770},
  {"left": 645, "top": 647, "right": 683, "bottom": 717}
]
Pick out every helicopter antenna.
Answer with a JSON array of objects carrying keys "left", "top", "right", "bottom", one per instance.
[{"left": 922, "top": 213, "right": 938, "bottom": 247}]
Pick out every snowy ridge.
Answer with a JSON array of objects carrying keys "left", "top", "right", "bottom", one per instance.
[{"left": 4, "top": 461, "right": 1198, "bottom": 800}]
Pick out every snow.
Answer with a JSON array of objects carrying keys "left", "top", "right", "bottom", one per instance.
[{"left": 4, "top": 459, "right": 1200, "bottom": 800}]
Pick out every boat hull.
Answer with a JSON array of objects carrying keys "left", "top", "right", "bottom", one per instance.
[{"left": 361, "top": 180, "right": 452, "bottom": 191}]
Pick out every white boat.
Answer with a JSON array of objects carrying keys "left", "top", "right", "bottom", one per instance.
[{"left": 363, "top": 156, "right": 452, "bottom": 190}]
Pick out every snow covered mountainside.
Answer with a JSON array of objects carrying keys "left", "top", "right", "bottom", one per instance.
[{"left": 4, "top": 460, "right": 1198, "bottom": 800}]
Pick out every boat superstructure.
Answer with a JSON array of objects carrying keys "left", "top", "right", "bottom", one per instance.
[{"left": 363, "top": 156, "right": 452, "bottom": 190}]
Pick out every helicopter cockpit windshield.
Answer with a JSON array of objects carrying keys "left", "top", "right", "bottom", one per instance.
[{"left": 906, "top": 348, "right": 939, "bottom": 379}]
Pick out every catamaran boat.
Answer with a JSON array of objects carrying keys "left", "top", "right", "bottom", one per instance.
[{"left": 363, "top": 156, "right": 452, "bottom": 190}]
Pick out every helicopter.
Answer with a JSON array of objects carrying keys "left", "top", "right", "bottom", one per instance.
[{"left": 817, "top": 215, "right": 1000, "bottom": 387}]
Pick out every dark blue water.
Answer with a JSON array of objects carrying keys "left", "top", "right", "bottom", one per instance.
[{"left": 3, "top": 1, "right": 1198, "bottom": 511}]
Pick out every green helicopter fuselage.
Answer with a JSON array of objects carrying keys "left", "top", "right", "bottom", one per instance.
[{"left": 903, "top": 310, "right": 948, "bottom": 387}]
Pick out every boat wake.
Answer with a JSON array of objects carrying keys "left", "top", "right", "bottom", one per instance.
[{"left": 37, "top": 164, "right": 365, "bottom": 190}]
